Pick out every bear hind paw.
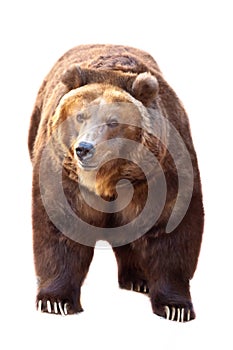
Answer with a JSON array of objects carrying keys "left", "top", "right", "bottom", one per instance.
[
  {"left": 119, "top": 280, "right": 149, "bottom": 294},
  {"left": 131, "top": 282, "right": 149, "bottom": 294}
]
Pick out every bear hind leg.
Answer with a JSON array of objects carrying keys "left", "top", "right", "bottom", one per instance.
[{"left": 113, "top": 245, "right": 149, "bottom": 294}]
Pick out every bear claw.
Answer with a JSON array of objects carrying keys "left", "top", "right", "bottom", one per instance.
[
  {"left": 164, "top": 305, "right": 191, "bottom": 322},
  {"left": 37, "top": 299, "right": 69, "bottom": 316},
  {"left": 47, "top": 300, "right": 52, "bottom": 313},
  {"left": 38, "top": 300, "right": 42, "bottom": 312},
  {"left": 54, "top": 301, "right": 58, "bottom": 314}
]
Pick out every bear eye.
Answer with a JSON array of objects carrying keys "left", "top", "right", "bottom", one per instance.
[
  {"left": 76, "top": 112, "right": 84, "bottom": 123},
  {"left": 107, "top": 119, "right": 119, "bottom": 128}
]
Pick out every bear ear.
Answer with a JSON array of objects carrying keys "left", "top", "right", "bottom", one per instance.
[
  {"left": 61, "top": 65, "right": 84, "bottom": 90},
  {"left": 132, "top": 72, "right": 159, "bottom": 105}
]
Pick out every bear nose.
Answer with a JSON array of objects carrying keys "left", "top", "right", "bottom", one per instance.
[{"left": 75, "top": 141, "right": 95, "bottom": 161}]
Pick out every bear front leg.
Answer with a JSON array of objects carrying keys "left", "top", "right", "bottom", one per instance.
[
  {"left": 33, "top": 198, "right": 94, "bottom": 316},
  {"left": 149, "top": 274, "right": 195, "bottom": 322},
  {"left": 113, "top": 245, "right": 149, "bottom": 294},
  {"left": 144, "top": 230, "right": 199, "bottom": 322},
  {"left": 34, "top": 226, "right": 94, "bottom": 315},
  {"left": 31, "top": 161, "right": 95, "bottom": 316},
  {"left": 144, "top": 195, "right": 203, "bottom": 322}
]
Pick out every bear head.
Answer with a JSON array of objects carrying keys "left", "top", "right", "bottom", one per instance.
[{"left": 48, "top": 66, "right": 168, "bottom": 199}]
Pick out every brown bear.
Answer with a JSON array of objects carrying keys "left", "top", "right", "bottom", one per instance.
[{"left": 28, "top": 44, "right": 204, "bottom": 321}]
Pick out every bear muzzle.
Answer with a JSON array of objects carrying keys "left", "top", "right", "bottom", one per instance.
[{"left": 75, "top": 141, "right": 97, "bottom": 169}]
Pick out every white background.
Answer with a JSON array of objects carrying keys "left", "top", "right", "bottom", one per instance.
[{"left": 1, "top": 0, "right": 232, "bottom": 349}]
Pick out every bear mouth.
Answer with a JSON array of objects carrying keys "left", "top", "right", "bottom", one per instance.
[
  {"left": 78, "top": 160, "right": 99, "bottom": 171},
  {"left": 77, "top": 150, "right": 113, "bottom": 172}
]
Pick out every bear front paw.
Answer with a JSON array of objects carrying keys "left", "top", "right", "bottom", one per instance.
[
  {"left": 152, "top": 299, "right": 195, "bottom": 322},
  {"left": 36, "top": 294, "right": 83, "bottom": 316},
  {"left": 164, "top": 305, "right": 194, "bottom": 322},
  {"left": 37, "top": 298, "right": 71, "bottom": 316}
]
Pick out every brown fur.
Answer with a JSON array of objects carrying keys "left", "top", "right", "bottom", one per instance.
[{"left": 28, "top": 44, "right": 204, "bottom": 321}]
